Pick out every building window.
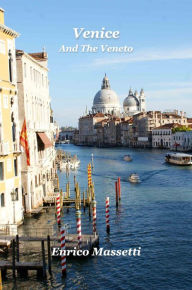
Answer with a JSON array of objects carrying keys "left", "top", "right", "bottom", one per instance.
[
  {"left": 0, "top": 193, "right": 5, "bottom": 207},
  {"left": 15, "top": 188, "right": 19, "bottom": 201},
  {"left": 24, "top": 63, "right": 27, "bottom": 77},
  {"left": 14, "top": 158, "right": 18, "bottom": 176},
  {"left": 0, "top": 162, "right": 4, "bottom": 180},
  {"left": 8, "top": 49, "right": 13, "bottom": 83}
]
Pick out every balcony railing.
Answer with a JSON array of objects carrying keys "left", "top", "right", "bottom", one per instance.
[
  {"left": 0, "top": 142, "right": 9, "bottom": 155},
  {"left": 13, "top": 141, "right": 21, "bottom": 153}
]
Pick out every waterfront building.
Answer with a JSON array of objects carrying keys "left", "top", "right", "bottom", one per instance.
[
  {"left": 152, "top": 123, "right": 183, "bottom": 149},
  {"left": 103, "top": 117, "right": 122, "bottom": 146},
  {"left": 0, "top": 8, "right": 23, "bottom": 227},
  {"left": 171, "top": 131, "right": 192, "bottom": 152},
  {"left": 132, "top": 110, "right": 188, "bottom": 147},
  {"left": 16, "top": 49, "right": 56, "bottom": 212},
  {"left": 119, "top": 118, "right": 133, "bottom": 146},
  {"left": 92, "top": 74, "right": 121, "bottom": 115},
  {"left": 123, "top": 88, "right": 146, "bottom": 116},
  {"left": 59, "top": 128, "right": 76, "bottom": 142},
  {"left": 78, "top": 113, "right": 108, "bottom": 145}
]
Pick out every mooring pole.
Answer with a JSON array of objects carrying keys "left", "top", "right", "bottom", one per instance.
[
  {"left": 60, "top": 227, "right": 67, "bottom": 277},
  {"left": 83, "top": 191, "right": 86, "bottom": 212},
  {"left": 0, "top": 270, "right": 2, "bottom": 290},
  {"left": 118, "top": 177, "right": 121, "bottom": 200},
  {"left": 92, "top": 200, "right": 97, "bottom": 234},
  {"left": 106, "top": 197, "right": 110, "bottom": 233},
  {"left": 115, "top": 181, "right": 118, "bottom": 208},
  {"left": 47, "top": 235, "right": 52, "bottom": 275},
  {"left": 76, "top": 209, "right": 82, "bottom": 249},
  {"left": 41, "top": 240, "right": 46, "bottom": 278},
  {"left": 12, "top": 239, "right": 16, "bottom": 279},
  {"left": 16, "top": 234, "right": 19, "bottom": 262}
]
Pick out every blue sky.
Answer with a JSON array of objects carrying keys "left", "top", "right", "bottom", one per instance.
[{"left": 2, "top": 0, "right": 192, "bottom": 126}]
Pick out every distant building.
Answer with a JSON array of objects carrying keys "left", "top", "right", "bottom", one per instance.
[
  {"left": 152, "top": 123, "right": 183, "bottom": 149},
  {"left": 16, "top": 49, "right": 56, "bottom": 213},
  {"left": 78, "top": 113, "right": 108, "bottom": 145},
  {"left": 59, "top": 129, "right": 75, "bottom": 141},
  {"left": 132, "top": 111, "right": 188, "bottom": 148},
  {"left": 171, "top": 131, "right": 192, "bottom": 152}
]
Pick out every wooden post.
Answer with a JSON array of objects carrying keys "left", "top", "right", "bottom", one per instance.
[
  {"left": 47, "top": 235, "right": 52, "bottom": 275},
  {"left": 0, "top": 270, "right": 2, "bottom": 290},
  {"left": 83, "top": 192, "right": 86, "bottom": 212},
  {"left": 115, "top": 181, "right": 118, "bottom": 208},
  {"left": 12, "top": 239, "right": 16, "bottom": 279},
  {"left": 68, "top": 182, "right": 70, "bottom": 198},
  {"left": 66, "top": 183, "right": 68, "bottom": 199},
  {"left": 60, "top": 190, "right": 63, "bottom": 210},
  {"left": 74, "top": 175, "right": 76, "bottom": 188},
  {"left": 118, "top": 177, "right": 121, "bottom": 200},
  {"left": 16, "top": 234, "right": 19, "bottom": 262},
  {"left": 41, "top": 240, "right": 46, "bottom": 278}
]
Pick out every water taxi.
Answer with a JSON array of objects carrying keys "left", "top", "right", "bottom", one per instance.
[
  {"left": 165, "top": 153, "right": 192, "bottom": 166},
  {"left": 124, "top": 155, "right": 132, "bottom": 162},
  {"left": 128, "top": 173, "right": 140, "bottom": 183}
]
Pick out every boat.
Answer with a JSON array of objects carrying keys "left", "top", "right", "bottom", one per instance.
[
  {"left": 128, "top": 173, "right": 140, "bottom": 183},
  {"left": 124, "top": 155, "right": 132, "bottom": 162},
  {"left": 165, "top": 153, "right": 192, "bottom": 166}
]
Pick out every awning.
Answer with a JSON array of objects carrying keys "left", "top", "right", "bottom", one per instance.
[{"left": 37, "top": 132, "right": 52, "bottom": 148}]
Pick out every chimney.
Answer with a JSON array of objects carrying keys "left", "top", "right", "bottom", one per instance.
[{"left": 0, "top": 8, "right": 5, "bottom": 25}]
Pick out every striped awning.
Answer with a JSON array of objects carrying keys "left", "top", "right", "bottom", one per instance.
[{"left": 37, "top": 132, "right": 52, "bottom": 148}]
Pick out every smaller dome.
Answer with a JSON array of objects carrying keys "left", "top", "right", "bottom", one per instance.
[{"left": 123, "top": 94, "right": 139, "bottom": 107}]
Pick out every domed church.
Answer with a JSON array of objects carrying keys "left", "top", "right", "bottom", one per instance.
[
  {"left": 92, "top": 74, "right": 121, "bottom": 115},
  {"left": 123, "top": 88, "right": 146, "bottom": 116}
]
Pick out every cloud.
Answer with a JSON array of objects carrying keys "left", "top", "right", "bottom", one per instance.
[{"left": 91, "top": 48, "right": 192, "bottom": 67}]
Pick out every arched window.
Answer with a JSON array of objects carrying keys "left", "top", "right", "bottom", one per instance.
[
  {"left": 15, "top": 188, "right": 19, "bottom": 201},
  {"left": 1, "top": 193, "right": 5, "bottom": 207},
  {"left": 8, "top": 49, "right": 13, "bottom": 83}
]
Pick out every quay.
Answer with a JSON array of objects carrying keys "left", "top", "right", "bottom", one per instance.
[{"left": 0, "top": 233, "right": 99, "bottom": 279}]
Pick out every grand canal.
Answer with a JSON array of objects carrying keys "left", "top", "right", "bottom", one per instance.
[{"left": 3, "top": 145, "right": 192, "bottom": 289}]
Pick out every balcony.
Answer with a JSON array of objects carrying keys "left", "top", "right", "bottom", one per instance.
[
  {"left": 13, "top": 142, "right": 21, "bottom": 154},
  {"left": 0, "top": 142, "right": 9, "bottom": 155}
]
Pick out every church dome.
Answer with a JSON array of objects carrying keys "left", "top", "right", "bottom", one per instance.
[
  {"left": 123, "top": 89, "right": 140, "bottom": 116},
  {"left": 92, "top": 74, "right": 120, "bottom": 115},
  {"left": 93, "top": 89, "right": 119, "bottom": 106}
]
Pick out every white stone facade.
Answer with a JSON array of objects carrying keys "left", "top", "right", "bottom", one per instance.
[
  {"left": 16, "top": 50, "right": 56, "bottom": 212},
  {"left": 171, "top": 131, "right": 192, "bottom": 152}
]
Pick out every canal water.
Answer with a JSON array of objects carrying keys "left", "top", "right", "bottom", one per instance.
[{"left": 2, "top": 145, "right": 192, "bottom": 289}]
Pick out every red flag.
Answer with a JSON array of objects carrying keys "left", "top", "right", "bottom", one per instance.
[{"left": 20, "top": 119, "right": 30, "bottom": 166}]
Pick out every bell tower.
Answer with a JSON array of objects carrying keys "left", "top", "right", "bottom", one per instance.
[{"left": 139, "top": 89, "right": 146, "bottom": 112}]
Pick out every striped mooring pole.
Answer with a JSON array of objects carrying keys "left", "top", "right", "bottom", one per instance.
[
  {"left": 87, "top": 163, "right": 92, "bottom": 187},
  {"left": 60, "top": 227, "right": 66, "bottom": 277},
  {"left": 106, "top": 197, "right": 110, "bottom": 233},
  {"left": 56, "top": 191, "right": 61, "bottom": 226},
  {"left": 92, "top": 199, "right": 97, "bottom": 234},
  {"left": 76, "top": 210, "right": 82, "bottom": 248}
]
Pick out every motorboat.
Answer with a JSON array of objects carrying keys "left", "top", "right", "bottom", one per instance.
[
  {"left": 128, "top": 173, "right": 140, "bottom": 183},
  {"left": 124, "top": 155, "right": 132, "bottom": 162},
  {"left": 165, "top": 153, "right": 192, "bottom": 166}
]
